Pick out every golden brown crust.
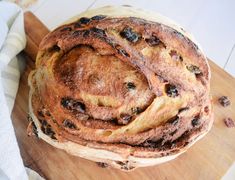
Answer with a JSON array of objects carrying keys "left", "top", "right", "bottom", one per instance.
[{"left": 28, "top": 6, "right": 213, "bottom": 171}]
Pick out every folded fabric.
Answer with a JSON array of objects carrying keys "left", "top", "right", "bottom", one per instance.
[{"left": 0, "top": 1, "right": 43, "bottom": 180}]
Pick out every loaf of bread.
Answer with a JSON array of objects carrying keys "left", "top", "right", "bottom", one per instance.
[{"left": 28, "top": 6, "right": 213, "bottom": 171}]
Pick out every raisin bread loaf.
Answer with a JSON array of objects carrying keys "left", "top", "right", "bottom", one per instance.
[{"left": 28, "top": 6, "right": 213, "bottom": 171}]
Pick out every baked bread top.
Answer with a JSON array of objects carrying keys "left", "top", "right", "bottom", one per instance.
[{"left": 28, "top": 6, "right": 213, "bottom": 167}]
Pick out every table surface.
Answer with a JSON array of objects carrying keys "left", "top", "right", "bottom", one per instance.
[{"left": 11, "top": 9, "right": 235, "bottom": 180}]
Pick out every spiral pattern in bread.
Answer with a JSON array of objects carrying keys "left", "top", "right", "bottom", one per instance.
[{"left": 28, "top": 6, "right": 213, "bottom": 171}]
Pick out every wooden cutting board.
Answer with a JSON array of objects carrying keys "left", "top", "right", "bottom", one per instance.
[{"left": 12, "top": 12, "right": 235, "bottom": 180}]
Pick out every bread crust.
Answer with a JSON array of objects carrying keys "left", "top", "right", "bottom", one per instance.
[{"left": 28, "top": 6, "right": 213, "bottom": 171}]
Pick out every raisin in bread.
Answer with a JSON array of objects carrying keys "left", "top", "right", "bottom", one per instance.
[{"left": 28, "top": 6, "right": 213, "bottom": 171}]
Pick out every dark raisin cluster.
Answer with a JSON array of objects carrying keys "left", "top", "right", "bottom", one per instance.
[
  {"left": 74, "top": 15, "right": 106, "bottom": 28},
  {"left": 165, "top": 84, "right": 178, "bottom": 97},
  {"left": 50, "top": 45, "right": 60, "bottom": 52},
  {"left": 116, "top": 161, "right": 134, "bottom": 171},
  {"left": 72, "top": 28, "right": 105, "bottom": 39},
  {"left": 115, "top": 45, "right": 130, "bottom": 57},
  {"left": 96, "top": 162, "right": 109, "bottom": 168},
  {"left": 120, "top": 27, "right": 139, "bottom": 43},
  {"left": 39, "top": 119, "right": 56, "bottom": 139},
  {"left": 178, "top": 107, "right": 189, "bottom": 113},
  {"left": 218, "top": 96, "right": 231, "bottom": 107},
  {"left": 90, "top": 27, "right": 106, "bottom": 37},
  {"left": 63, "top": 119, "right": 77, "bottom": 129},
  {"left": 191, "top": 116, "right": 200, "bottom": 127},
  {"left": 61, "top": 97, "right": 86, "bottom": 113},
  {"left": 91, "top": 15, "right": 107, "bottom": 20},
  {"left": 224, "top": 117, "right": 234, "bottom": 128},
  {"left": 131, "top": 107, "right": 142, "bottom": 115},
  {"left": 186, "top": 65, "right": 202, "bottom": 75},
  {"left": 126, "top": 82, "right": 136, "bottom": 90},
  {"left": 168, "top": 116, "right": 179, "bottom": 126},
  {"left": 145, "top": 36, "right": 161, "bottom": 46},
  {"left": 79, "top": 17, "right": 90, "bottom": 24}
]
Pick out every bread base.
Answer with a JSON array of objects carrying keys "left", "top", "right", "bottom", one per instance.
[{"left": 29, "top": 70, "right": 213, "bottom": 171}]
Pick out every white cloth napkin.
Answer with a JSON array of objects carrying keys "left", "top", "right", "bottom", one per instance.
[{"left": 0, "top": 2, "right": 43, "bottom": 180}]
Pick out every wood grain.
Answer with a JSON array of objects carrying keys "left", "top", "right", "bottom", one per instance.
[
  {"left": 24, "top": 11, "right": 49, "bottom": 61},
  {"left": 12, "top": 11, "right": 235, "bottom": 180}
]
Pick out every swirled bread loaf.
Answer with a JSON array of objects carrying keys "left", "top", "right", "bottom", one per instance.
[{"left": 28, "top": 6, "right": 213, "bottom": 171}]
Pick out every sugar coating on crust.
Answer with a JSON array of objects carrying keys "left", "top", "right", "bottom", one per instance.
[{"left": 28, "top": 6, "right": 213, "bottom": 170}]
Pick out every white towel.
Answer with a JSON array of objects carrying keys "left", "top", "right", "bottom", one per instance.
[{"left": 0, "top": 2, "right": 43, "bottom": 180}]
